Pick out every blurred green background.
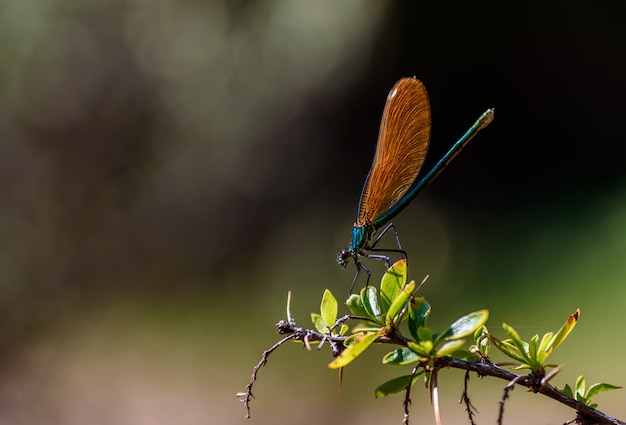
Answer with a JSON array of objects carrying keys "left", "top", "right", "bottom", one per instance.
[{"left": 1, "top": 1, "right": 625, "bottom": 424}]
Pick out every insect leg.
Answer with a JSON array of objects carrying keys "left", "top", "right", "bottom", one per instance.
[
  {"left": 350, "top": 257, "right": 371, "bottom": 294},
  {"left": 370, "top": 222, "right": 404, "bottom": 253},
  {"left": 363, "top": 253, "right": 393, "bottom": 269},
  {"left": 368, "top": 223, "right": 407, "bottom": 266}
]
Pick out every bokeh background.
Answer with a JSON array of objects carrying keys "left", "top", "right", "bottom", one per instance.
[{"left": 1, "top": 1, "right": 625, "bottom": 424}]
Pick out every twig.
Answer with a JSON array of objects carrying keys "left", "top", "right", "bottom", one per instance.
[
  {"left": 237, "top": 333, "right": 297, "bottom": 418},
  {"left": 460, "top": 370, "right": 478, "bottom": 425},
  {"left": 498, "top": 375, "right": 524, "bottom": 425},
  {"left": 435, "top": 357, "right": 626, "bottom": 425},
  {"left": 403, "top": 366, "right": 419, "bottom": 425},
  {"left": 240, "top": 320, "right": 625, "bottom": 425}
]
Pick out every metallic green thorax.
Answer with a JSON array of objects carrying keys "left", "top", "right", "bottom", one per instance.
[
  {"left": 337, "top": 222, "right": 375, "bottom": 268},
  {"left": 351, "top": 223, "right": 375, "bottom": 253}
]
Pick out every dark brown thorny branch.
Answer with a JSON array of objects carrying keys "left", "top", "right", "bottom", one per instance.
[
  {"left": 460, "top": 370, "right": 478, "bottom": 425},
  {"left": 239, "top": 319, "right": 625, "bottom": 425}
]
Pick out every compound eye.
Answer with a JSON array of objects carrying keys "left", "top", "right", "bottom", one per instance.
[{"left": 337, "top": 249, "right": 351, "bottom": 268}]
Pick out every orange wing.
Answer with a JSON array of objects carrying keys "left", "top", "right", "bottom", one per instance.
[{"left": 357, "top": 77, "right": 431, "bottom": 225}]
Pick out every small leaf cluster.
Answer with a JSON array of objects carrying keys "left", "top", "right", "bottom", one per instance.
[
  {"left": 486, "top": 310, "right": 580, "bottom": 377},
  {"left": 306, "top": 259, "right": 620, "bottom": 410},
  {"left": 242, "top": 261, "right": 622, "bottom": 424},
  {"left": 311, "top": 289, "right": 349, "bottom": 338},
  {"left": 561, "top": 376, "right": 621, "bottom": 409},
  {"left": 313, "top": 260, "right": 488, "bottom": 396}
]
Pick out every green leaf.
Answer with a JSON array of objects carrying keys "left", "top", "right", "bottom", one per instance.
[
  {"left": 435, "top": 339, "right": 467, "bottom": 357},
  {"left": 351, "top": 324, "right": 383, "bottom": 333},
  {"left": 328, "top": 331, "right": 382, "bottom": 369},
  {"left": 320, "top": 289, "right": 338, "bottom": 329},
  {"left": 382, "top": 348, "right": 421, "bottom": 365},
  {"left": 502, "top": 323, "right": 527, "bottom": 355},
  {"left": 501, "top": 323, "right": 534, "bottom": 367},
  {"left": 361, "top": 286, "right": 382, "bottom": 323},
  {"left": 545, "top": 309, "right": 580, "bottom": 355},
  {"left": 311, "top": 313, "right": 326, "bottom": 334},
  {"left": 338, "top": 324, "right": 350, "bottom": 336},
  {"left": 451, "top": 349, "right": 479, "bottom": 361},
  {"left": 346, "top": 294, "right": 368, "bottom": 318},
  {"left": 343, "top": 334, "right": 358, "bottom": 347},
  {"left": 374, "top": 373, "right": 422, "bottom": 397},
  {"left": 380, "top": 259, "right": 408, "bottom": 313},
  {"left": 561, "top": 383, "right": 574, "bottom": 398},
  {"left": 408, "top": 297, "right": 430, "bottom": 341},
  {"left": 417, "top": 326, "right": 432, "bottom": 342},
  {"left": 585, "top": 383, "right": 622, "bottom": 399},
  {"left": 528, "top": 334, "right": 538, "bottom": 366},
  {"left": 407, "top": 340, "right": 433, "bottom": 357},
  {"left": 471, "top": 326, "right": 490, "bottom": 356},
  {"left": 488, "top": 336, "right": 530, "bottom": 364},
  {"left": 536, "top": 331, "right": 554, "bottom": 363},
  {"left": 385, "top": 280, "right": 416, "bottom": 328},
  {"left": 407, "top": 341, "right": 433, "bottom": 360},
  {"left": 576, "top": 375, "right": 586, "bottom": 397},
  {"left": 436, "top": 310, "right": 489, "bottom": 343}
]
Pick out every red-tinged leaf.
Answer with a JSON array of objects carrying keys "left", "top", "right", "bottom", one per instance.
[{"left": 545, "top": 309, "right": 580, "bottom": 355}]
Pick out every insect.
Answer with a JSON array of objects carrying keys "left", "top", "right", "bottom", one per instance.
[{"left": 338, "top": 77, "right": 494, "bottom": 291}]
